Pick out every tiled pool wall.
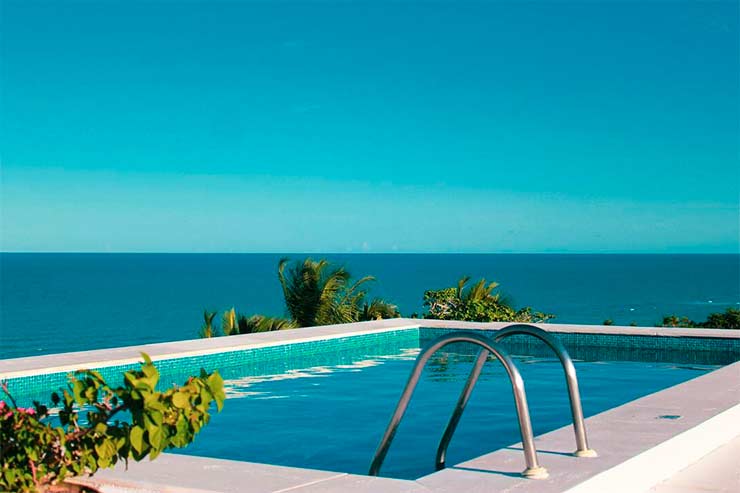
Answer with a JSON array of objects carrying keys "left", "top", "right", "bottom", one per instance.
[
  {"left": 420, "top": 327, "right": 740, "bottom": 365},
  {"left": 3, "top": 328, "right": 420, "bottom": 407},
  {"left": 4, "top": 325, "right": 739, "bottom": 406}
]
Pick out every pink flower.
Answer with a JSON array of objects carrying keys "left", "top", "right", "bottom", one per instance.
[
  {"left": 21, "top": 408, "right": 36, "bottom": 416},
  {"left": 0, "top": 401, "right": 6, "bottom": 410}
]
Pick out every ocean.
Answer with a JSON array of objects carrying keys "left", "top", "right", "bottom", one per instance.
[{"left": 0, "top": 253, "right": 738, "bottom": 359}]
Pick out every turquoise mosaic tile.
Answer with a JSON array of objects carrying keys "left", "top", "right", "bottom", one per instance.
[
  {"left": 3, "top": 326, "right": 738, "bottom": 407},
  {"left": 420, "top": 327, "right": 740, "bottom": 365},
  {"left": 2, "top": 328, "right": 421, "bottom": 407}
]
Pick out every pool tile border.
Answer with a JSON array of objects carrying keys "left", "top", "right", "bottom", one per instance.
[
  {"left": 0, "top": 319, "right": 420, "bottom": 379},
  {"left": 2, "top": 319, "right": 738, "bottom": 379}
]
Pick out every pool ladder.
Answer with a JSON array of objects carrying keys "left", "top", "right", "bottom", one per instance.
[{"left": 368, "top": 324, "right": 597, "bottom": 478}]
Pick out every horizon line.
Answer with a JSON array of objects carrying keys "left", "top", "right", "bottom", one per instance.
[{"left": 1, "top": 251, "right": 738, "bottom": 255}]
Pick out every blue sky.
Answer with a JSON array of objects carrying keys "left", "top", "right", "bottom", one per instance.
[{"left": 1, "top": 0, "right": 738, "bottom": 253}]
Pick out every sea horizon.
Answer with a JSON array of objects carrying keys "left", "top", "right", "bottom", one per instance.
[
  {"left": 2, "top": 252, "right": 738, "bottom": 255},
  {"left": 2, "top": 253, "right": 738, "bottom": 359}
]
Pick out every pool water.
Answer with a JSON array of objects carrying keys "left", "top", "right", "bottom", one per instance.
[{"left": 176, "top": 342, "right": 717, "bottom": 479}]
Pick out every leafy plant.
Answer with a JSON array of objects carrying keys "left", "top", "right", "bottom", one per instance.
[
  {"left": 1, "top": 354, "right": 225, "bottom": 493},
  {"left": 199, "top": 310, "right": 218, "bottom": 338},
  {"left": 423, "top": 276, "right": 553, "bottom": 323}
]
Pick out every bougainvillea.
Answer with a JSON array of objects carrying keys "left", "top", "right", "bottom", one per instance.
[{"left": 1, "top": 354, "right": 225, "bottom": 492}]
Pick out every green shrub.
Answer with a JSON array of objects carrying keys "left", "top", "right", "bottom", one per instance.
[
  {"left": 659, "top": 308, "right": 740, "bottom": 329},
  {"left": 660, "top": 315, "right": 697, "bottom": 328},
  {"left": 423, "top": 276, "right": 553, "bottom": 323},
  {"left": 704, "top": 308, "right": 740, "bottom": 329},
  {"left": 1, "top": 354, "right": 225, "bottom": 493}
]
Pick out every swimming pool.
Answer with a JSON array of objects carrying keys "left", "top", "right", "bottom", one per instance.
[
  {"left": 3, "top": 324, "right": 735, "bottom": 483},
  {"left": 171, "top": 333, "right": 718, "bottom": 479}
]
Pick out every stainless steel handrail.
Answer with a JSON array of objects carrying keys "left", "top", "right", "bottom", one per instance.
[
  {"left": 368, "top": 331, "right": 548, "bottom": 479},
  {"left": 435, "top": 324, "right": 597, "bottom": 471}
]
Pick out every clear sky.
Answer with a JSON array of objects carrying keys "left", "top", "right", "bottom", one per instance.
[{"left": 1, "top": 0, "right": 738, "bottom": 253}]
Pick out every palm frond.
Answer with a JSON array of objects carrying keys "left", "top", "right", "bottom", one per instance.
[
  {"left": 360, "top": 299, "right": 400, "bottom": 321},
  {"left": 199, "top": 309, "right": 219, "bottom": 338},
  {"left": 238, "top": 314, "right": 297, "bottom": 334},
  {"left": 456, "top": 276, "right": 471, "bottom": 298},
  {"left": 221, "top": 307, "right": 237, "bottom": 336}
]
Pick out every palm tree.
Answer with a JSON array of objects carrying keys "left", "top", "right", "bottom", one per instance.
[
  {"left": 277, "top": 257, "right": 398, "bottom": 327},
  {"left": 197, "top": 257, "right": 401, "bottom": 338}
]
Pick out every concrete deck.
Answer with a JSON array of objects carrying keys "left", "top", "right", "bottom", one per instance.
[{"left": 650, "top": 436, "right": 740, "bottom": 493}]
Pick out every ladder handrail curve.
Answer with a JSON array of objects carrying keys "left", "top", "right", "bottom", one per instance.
[
  {"left": 368, "top": 331, "right": 546, "bottom": 478},
  {"left": 435, "top": 324, "right": 596, "bottom": 471}
]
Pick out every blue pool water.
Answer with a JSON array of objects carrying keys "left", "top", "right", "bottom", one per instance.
[{"left": 174, "top": 340, "right": 718, "bottom": 479}]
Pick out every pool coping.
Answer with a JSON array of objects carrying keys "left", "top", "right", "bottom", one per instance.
[
  {"left": 1, "top": 318, "right": 737, "bottom": 379},
  {"left": 3, "top": 319, "right": 740, "bottom": 492}
]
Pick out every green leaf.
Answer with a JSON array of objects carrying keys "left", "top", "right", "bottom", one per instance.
[
  {"left": 130, "top": 426, "right": 145, "bottom": 454},
  {"left": 172, "top": 392, "right": 190, "bottom": 409},
  {"left": 94, "top": 438, "right": 117, "bottom": 460}
]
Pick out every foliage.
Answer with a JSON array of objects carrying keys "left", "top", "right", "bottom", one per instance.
[
  {"left": 237, "top": 314, "right": 296, "bottom": 334},
  {"left": 423, "top": 276, "right": 554, "bottom": 323},
  {"left": 360, "top": 299, "right": 401, "bottom": 321},
  {"left": 659, "top": 308, "right": 740, "bottom": 330},
  {"left": 221, "top": 308, "right": 237, "bottom": 336},
  {"left": 199, "top": 310, "right": 218, "bottom": 338},
  {"left": 198, "top": 258, "right": 400, "bottom": 338},
  {"left": 704, "top": 308, "right": 740, "bottom": 330},
  {"left": 1, "top": 354, "right": 225, "bottom": 493},
  {"left": 277, "top": 257, "right": 399, "bottom": 327},
  {"left": 660, "top": 315, "right": 696, "bottom": 328},
  {"left": 602, "top": 319, "right": 614, "bottom": 326}
]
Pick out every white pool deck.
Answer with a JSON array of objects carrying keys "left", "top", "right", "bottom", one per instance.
[{"left": 2, "top": 319, "right": 739, "bottom": 493}]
